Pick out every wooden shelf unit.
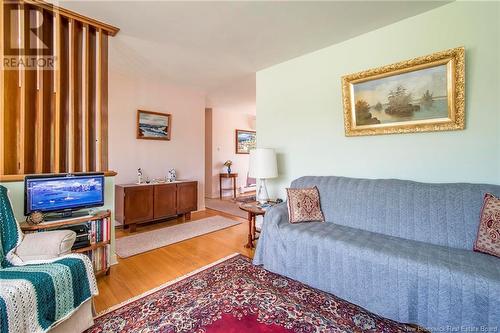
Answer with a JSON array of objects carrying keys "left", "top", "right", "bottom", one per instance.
[
  {"left": 0, "top": 1, "right": 119, "bottom": 182},
  {"left": 20, "top": 210, "right": 112, "bottom": 276}
]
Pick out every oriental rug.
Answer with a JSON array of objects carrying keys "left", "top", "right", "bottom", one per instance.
[{"left": 87, "top": 254, "right": 422, "bottom": 332}]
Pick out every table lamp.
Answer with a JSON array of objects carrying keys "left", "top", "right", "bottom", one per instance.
[{"left": 249, "top": 148, "right": 278, "bottom": 204}]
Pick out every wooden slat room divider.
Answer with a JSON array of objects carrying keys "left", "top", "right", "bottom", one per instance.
[{"left": 0, "top": 0, "right": 119, "bottom": 181}]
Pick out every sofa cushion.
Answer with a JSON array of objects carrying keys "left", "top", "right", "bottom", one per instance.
[
  {"left": 286, "top": 187, "right": 325, "bottom": 223},
  {"left": 474, "top": 193, "right": 500, "bottom": 258}
]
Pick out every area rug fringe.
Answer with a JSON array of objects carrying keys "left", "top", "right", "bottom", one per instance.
[{"left": 95, "top": 253, "right": 241, "bottom": 318}]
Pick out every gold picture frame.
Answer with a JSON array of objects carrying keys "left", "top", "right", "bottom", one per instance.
[{"left": 342, "top": 47, "right": 465, "bottom": 136}]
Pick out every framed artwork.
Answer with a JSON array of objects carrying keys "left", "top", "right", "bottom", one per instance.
[
  {"left": 235, "top": 129, "right": 256, "bottom": 154},
  {"left": 137, "top": 110, "right": 171, "bottom": 140},
  {"left": 342, "top": 46, "right": 465, "bottom": 136}
]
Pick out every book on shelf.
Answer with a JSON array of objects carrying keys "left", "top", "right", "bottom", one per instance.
[
  {"left": 88, "top": 217, "right": 111, "bottom": 244},
  {"left": 84, "top": 246, "right": 108, "bottom": 272},
  {"left": 85, "top": 217, "right": 111, "bottom": 272}
]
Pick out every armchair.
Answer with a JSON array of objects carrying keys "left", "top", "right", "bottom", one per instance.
[{"left": 0, "top": 186, "right": 98, "bottom": 333}]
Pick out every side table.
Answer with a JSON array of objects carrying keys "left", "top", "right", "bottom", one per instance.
[
  {"left": 219, "top": 173, "right": 238, "bottom": 199},
  {"left": 239, "top": 203, "right": 266, "bottom": 248}
]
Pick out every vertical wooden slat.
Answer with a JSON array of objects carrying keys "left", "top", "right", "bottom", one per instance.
[
  {"left": 35, "top": 6, "right": 44, "bottom": 173},
  {"left": 82, "top": 24, "right": 89, "bottom": 171},
  {"left": 96, "top": 28, "right": 102, "bottom": 171},
  {"left": 72, "top": 20, "right": 83, "bottom": 172},
  {"left": 58, "top": 15, "right": 69, "bottom": 173},
  {"left": 53, "top": 12, "right": 60, "bottom": 173},
  {"left": 23, "top": 4, "right": 38, "bottom": 174},
  {"left": 0, "top": 1, "right": 5, "bottom": 176},
  {"left": 68, "top": 18, "right": 74, "bottom": 172},
  {"left": 18, "top": 3, "right": 26, "bottom": 174},
  {"left": 99, "top": 30, "right": 108, "bottom": 171},
  {"left": 3, "top": 3, "right": 22, "bottom": 175},
  {"left": 87, "top": 26, "right": 96, "bottom": 172},
  {"left": 41, "top": 9, "right": 54, "bottom": 173}
]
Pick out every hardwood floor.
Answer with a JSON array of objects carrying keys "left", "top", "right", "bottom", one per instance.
[{"left": 94, "top": 209, "right": 254, "bottom": 313}]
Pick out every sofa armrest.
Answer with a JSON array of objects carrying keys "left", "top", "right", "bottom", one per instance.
[
  {"left": 264, "top": 202, "right": 289, "bottom": 227},
  {"left": 16, "top": 230, "right": 76, "bottom": 261}
]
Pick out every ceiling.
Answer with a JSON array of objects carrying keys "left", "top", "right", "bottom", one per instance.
[{"left": 60, "top": 1, "right": 449, "bottom": 111}]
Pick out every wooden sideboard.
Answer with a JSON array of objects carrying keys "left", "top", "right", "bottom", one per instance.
[{"left": 115, "top": 181, "right": 198, "bottom": 232}]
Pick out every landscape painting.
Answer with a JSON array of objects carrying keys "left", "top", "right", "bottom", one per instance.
[
  {"left": 137, "top": 110, "right": 171, "bottom": 140},
  {"left": 235, "top": 129, "right": 256, "bottom": 154},
  {"left": 342, "top": 47, "right": 465, "bottom": 136}
]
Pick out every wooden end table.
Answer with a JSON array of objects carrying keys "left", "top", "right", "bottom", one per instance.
[
  {"left": 239, "top": 203, "right": 266, "bottom": 249},
  {"left": 219, "top": 173, "right": 238, "bottom": 199}
]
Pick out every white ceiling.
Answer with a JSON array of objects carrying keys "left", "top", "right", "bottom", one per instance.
[{"left": 60, "top": 1, "right": 449, "bottom": 111}]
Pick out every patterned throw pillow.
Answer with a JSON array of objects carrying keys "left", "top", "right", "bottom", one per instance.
[
  {"left": 286, "top": 187, "right": 325, "bottom": 223},
  {"left": 473, "top": 193, "right": 500, "bottom": 258}
]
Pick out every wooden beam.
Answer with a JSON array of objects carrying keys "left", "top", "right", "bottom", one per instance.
[
  {"left": 24, "top": 0, "right": 119, "bottom": 36},
  {"left": 0, "top": 170, "right": 117, "bottom": 182}
]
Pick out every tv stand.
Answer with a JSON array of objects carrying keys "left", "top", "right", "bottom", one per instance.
[
  {"left": 20, "top": 210, "right": 112, "bottom": 277},
  {"left": 44, "top": 210, "right": 94, "bottom": 223}
]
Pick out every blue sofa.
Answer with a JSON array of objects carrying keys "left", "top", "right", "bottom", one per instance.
[{"left": 254, "top": 176, "right": 500, "bottom": 331}]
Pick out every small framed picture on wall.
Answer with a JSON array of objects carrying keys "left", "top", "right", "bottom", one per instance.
[
  {"left": 235, "top": 129, "right": 256, "bottom": 154},
  {"left": 137, "top": 110, "right": 172, "bottom": 140}
]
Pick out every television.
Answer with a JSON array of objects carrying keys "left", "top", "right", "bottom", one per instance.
[{"left": 24, "top": 173, "right": 105, "bottom": 217}]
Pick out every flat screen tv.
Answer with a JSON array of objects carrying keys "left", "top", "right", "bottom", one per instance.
[{"left": 24, "top": 173, "right": 105, "bottom": 216}]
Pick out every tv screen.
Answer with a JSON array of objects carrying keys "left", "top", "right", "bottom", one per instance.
[{"left": 24, "top": 173, "right": 105, "bottom": 215}]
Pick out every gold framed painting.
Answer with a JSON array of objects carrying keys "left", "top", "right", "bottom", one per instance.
[{"left": 342, "top": 46, "right": 465, "bottom": 136}]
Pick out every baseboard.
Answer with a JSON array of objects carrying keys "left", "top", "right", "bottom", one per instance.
[{"left": 110, "top": 253, "right": 118, "bottom": 266}]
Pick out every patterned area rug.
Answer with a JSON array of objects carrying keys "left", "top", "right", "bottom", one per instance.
[{"left": 87, "top": 254, "right": 421, "bottom": 332}]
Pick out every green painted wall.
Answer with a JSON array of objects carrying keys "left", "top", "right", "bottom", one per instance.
[
  {"left": 0, "top": 177, "right": 117, "bottom": 264},
  {"left": 257, "top": 1, "right": 500, "bottom": 199}
]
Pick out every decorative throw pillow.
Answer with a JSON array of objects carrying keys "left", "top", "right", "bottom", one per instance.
[
  {"left": 473, "top": 193, "right": 500, "bottom": 258},
  {"left": 286, "top": 187, "right": 325, "bottom": 223}
]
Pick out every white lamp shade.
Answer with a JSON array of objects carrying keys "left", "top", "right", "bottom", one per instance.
[{"left": 249, "top": 148, "right": 278, "bottom": 179}]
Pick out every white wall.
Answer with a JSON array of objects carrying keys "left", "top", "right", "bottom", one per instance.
[
  {"left": 109, "top": 70, "right": 206, "bottom": 209},
  {"left": 208, "top": 108, "right": 256, "bottom": 198},
  {"left": 257, "top": 2, "right": 500, "bottom": 199}
]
